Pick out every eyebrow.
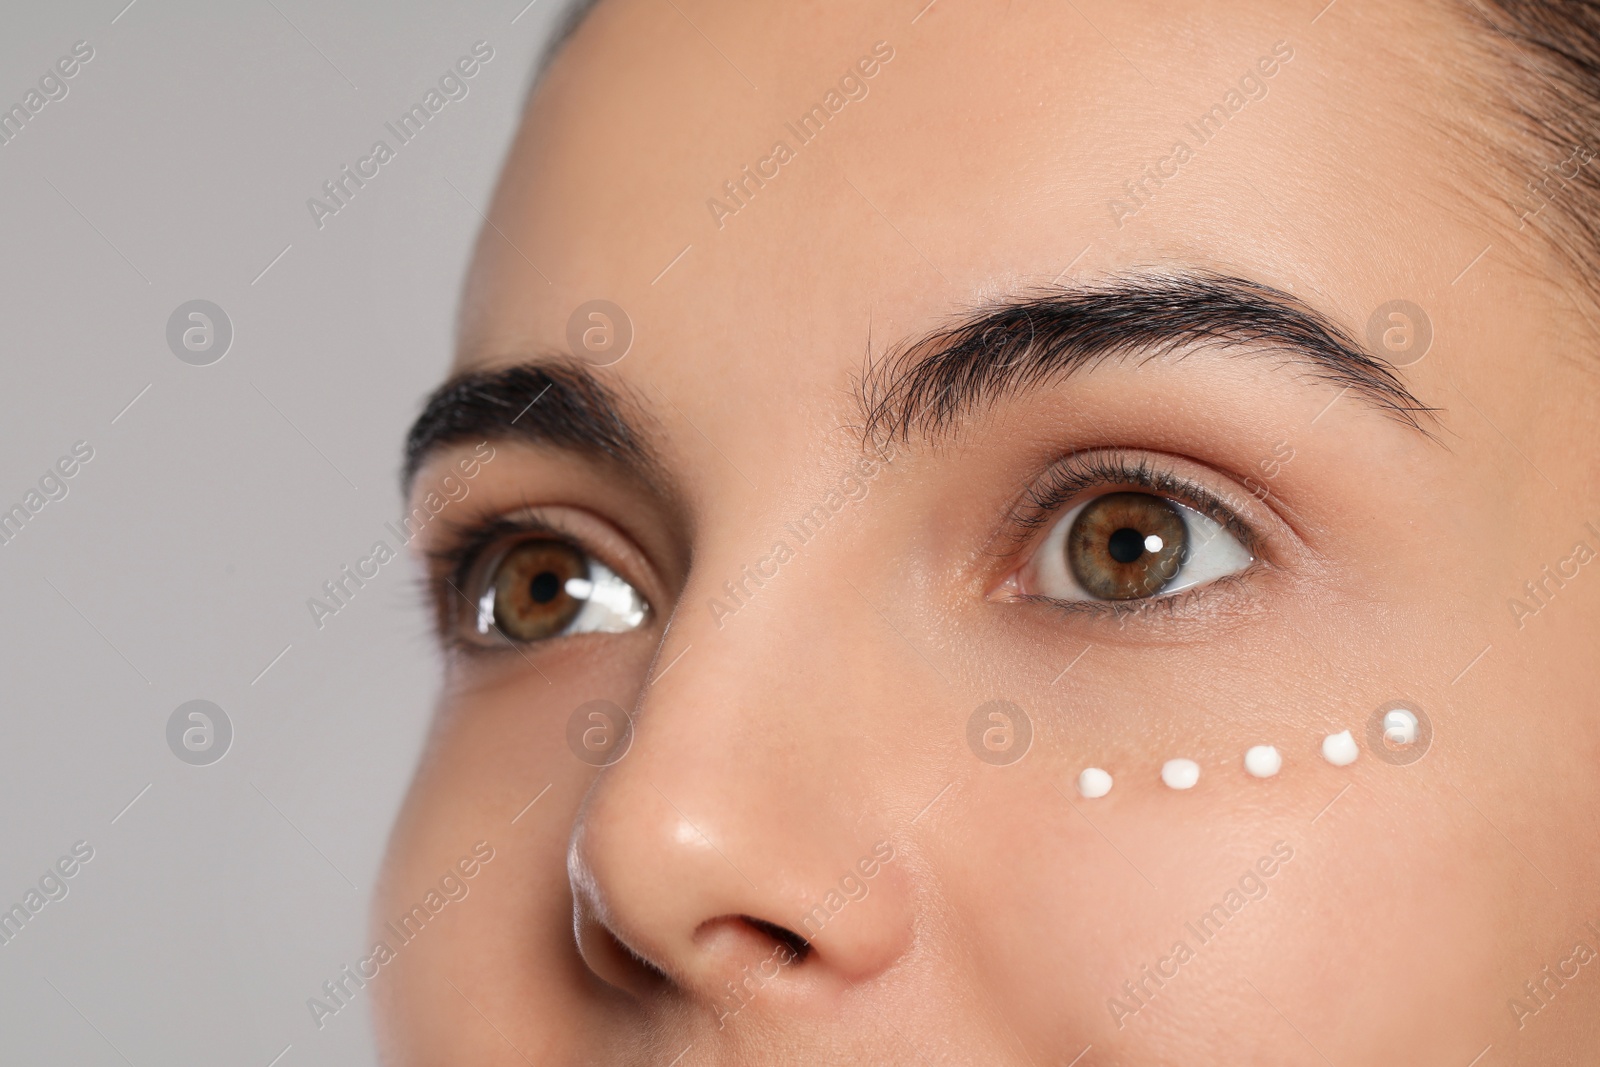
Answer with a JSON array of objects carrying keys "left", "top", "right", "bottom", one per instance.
[
  {"left": 858, "top": 272, "right": 1437, "bottom": 444},
  {"left": 402, "top": 360, "right": 657, "bottom": 492},
  {"left": 405, "top": 274, "right": 1435, "bottom": 489}
]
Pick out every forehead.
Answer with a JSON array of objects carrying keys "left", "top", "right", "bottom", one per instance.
[{"left": 458, "top": 0, "right": 1472, "bottom": 404}]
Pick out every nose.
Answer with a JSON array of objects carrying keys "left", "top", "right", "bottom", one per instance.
[{"left": 567, "top": 571, "right": 916, "bottom": 1017}]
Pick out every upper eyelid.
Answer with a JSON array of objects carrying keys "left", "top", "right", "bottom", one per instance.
[
  {"left": 426, "top": 513, "right": 570, "bottom": 579},
  {"left": 450, "top": 516, "right": 606, "bottom": 599},
  {"left": 1004, "top": 450, "right": 1264, "bottom": 558}
]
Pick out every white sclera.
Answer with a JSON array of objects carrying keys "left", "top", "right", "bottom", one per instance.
[
  {"left": 1322, "top": 729, "right": 1359, "bottom": 766},
  {"left": 1383, "top": 709, "right": 1419, "bottom": 746},
  {"left": 1161, "top": 758, "right": 1201, "bottom": 790},
  {"left": 1244, "top": 745, "right": 1282, "bottom": 778},
  {"left": 1077, "top": 767, "right": 1113, "bottom": 798}
]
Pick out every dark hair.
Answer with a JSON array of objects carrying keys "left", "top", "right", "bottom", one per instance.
[{"left": 1466, "top": 2, "right": 1600, "bottom": 303}]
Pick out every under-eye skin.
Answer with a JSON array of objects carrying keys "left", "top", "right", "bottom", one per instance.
[
  {"left": 430, "top": 514, "right": 649, "bottom": 650},
  {"left": 1005, "top": 450, "right": 1259, "bottom": 617}
]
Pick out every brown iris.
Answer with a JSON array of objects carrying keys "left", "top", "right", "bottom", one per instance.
[
  {"left": 1066, "top": 492, "right": 1187, "bottom": 600},
  {"left": 490, "top": 540, "right": 588, "bottom": 640}
]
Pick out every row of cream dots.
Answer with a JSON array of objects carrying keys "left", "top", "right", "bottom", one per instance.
[{"left": 1074, "top": 719, "right": 1413, "bottom": 798}]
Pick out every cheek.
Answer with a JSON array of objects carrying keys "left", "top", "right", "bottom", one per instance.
[
  {"left": 932, "top": 610, "right": 1523, "bottom": 1058},
  {"left": 1252, "top": 789, "right": 1516, "bottom": 1062},
  {"left": 373, "top": 639, "right": 657, "bottom": 1061},
  {"left": 945, "top": 775, "right": 1505, "bottom": 1054}
]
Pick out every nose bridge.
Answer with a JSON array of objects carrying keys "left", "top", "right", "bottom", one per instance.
[
  {"left": 569, "top": 529, "right": 918, "bottom": 1001},
  {"left": 645, "top": 518, "right": 912, "bottom": 819},
  {"left": 642, "top": 492, "right": 907, "bottom": 806}
]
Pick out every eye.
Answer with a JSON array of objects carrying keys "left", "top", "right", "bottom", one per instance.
[
  {"left": 458, "top": 536, "right": 647, "bottom": 646},
  {"left": 1020, "top": 490, "right": 1253, "bottom": 602}
]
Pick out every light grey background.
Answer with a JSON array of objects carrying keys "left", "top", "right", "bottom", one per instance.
[{"left": 0, "top": 2, "right": 566, "bottom": 1062}]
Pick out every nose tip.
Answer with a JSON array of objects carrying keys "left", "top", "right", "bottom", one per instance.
[{"left": 567, "top": 779, "right": 912, "bottom": 1014}]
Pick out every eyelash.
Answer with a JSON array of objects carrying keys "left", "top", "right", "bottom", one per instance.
[
  {"left": 424, "top": 513, "right": 586, "bottom": 651},
  {"left": 424, "top": 452, "right": 1262, "bottom": 644},
  {"left": 1006, "top": 450, "right": 1264, "bottom": 617}
]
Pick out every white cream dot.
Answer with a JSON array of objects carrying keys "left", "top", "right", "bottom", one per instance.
[
  {"left": 1244, "top": 745, "right": 1282, "bottom": 778},
  {"left": 1077, "top": 767, "right": 1113, "bottom": 798},
  {"left": 1383, "top": 709, "right": 1418, "bottom": 746},
  {"left": 1144, "top": 534, "right": 1164, "bottom": 553},
  {"left": 1161, "top": 758, "right": 1200, "bottom": 790},
  {"left": 1322, "top": 729, "right": 1359, "bottom": 767}
]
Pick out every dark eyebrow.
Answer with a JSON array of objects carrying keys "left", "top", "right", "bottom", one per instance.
[
  {"left": 402, "top": 359, "right": 657, "bottom": 492},
  {"left": 858, "top": 273, "right": 1438, "bottom": 444}
]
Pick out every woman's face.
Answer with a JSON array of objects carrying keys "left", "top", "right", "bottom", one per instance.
[{"left": 375, "top": 0, "right": 1600, "bottom": 1062}]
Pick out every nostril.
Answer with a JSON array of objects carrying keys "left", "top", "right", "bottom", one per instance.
[
  {"left": 744, "top": 917, "right": 811, "bottom": 963},
  {"left": 684, "top": 913, "right": 816, "bottom": 996},
  {"left": 584, "top": 912, "right": 814, "bottom": 1001}
]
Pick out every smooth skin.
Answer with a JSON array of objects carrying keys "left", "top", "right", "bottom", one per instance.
[{"left": 373, "top": 0, "right": 1600, "bottom": 1063}]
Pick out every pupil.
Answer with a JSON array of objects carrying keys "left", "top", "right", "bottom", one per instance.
[
  {"left": 1107, "top": 527, "right": 1146, "bottom": 564},
  {"left": 529, "top": 571, "right": 562, "bottom": 603}
]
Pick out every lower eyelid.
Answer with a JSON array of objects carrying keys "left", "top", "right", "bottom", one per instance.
[{"left": 1016, "top": 568, "right": 1262, "bottom": 621}]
